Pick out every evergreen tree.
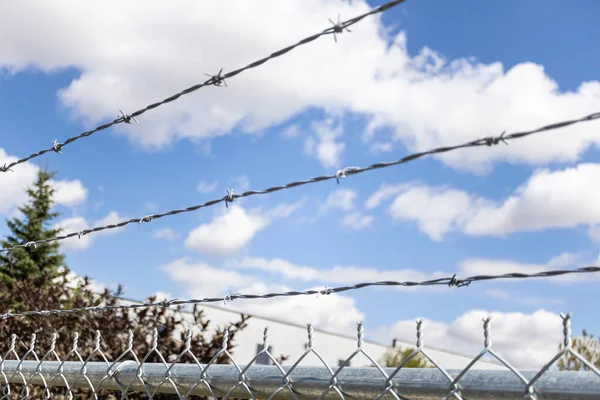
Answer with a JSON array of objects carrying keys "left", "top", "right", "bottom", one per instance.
[{"left": 0, "top": 167, "right": 65, "bottom": 283}]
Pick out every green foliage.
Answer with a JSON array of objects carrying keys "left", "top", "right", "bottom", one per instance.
[
  {"left": 557, "top": 329, "right": 600, "bottom": 371},
  {"left": 0, "top": 167, "right": 253, "bottom": 398},
  {"left": 0, "top": 168, "right": 65, "bottom": 283},
  {"left": 381, "top": 346, "right": 433, "bottom": 368}
]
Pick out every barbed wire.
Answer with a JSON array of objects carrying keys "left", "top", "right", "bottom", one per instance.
[
  {"left": 0, "top": 0, "right": 407, "bottom": 174},
  {"left": 1, "top": 111, "right": 598, "bottom": 254},
  {"left": 1, "top": 265, "right": 598, "bottom": 320}
]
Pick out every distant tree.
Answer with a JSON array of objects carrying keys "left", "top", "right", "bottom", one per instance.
[
  {"left": 0, "top": 271, "right": 251, "bottom": 399},
  {"left": 0, "top": 167, "right": 252, "bottom": 399},
  {"left": 381, "top": 346, "right": 433, "bottom": 368},
  {"left": 0, "top": 168, "right": 65, "bottom": 283},
  {"left": 557, "top": 329, "right": 600, "bottom": 371}
]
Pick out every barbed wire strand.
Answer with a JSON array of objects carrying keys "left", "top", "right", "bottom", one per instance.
[
  {"left": 1, "top": 110, "right": 598, "bottom": 254},
  {"left": 0, "top": 0, "right": 407, "bottom": 174},
  {"left": 1, "top": 266, "right": 599, "bottom": 320}
]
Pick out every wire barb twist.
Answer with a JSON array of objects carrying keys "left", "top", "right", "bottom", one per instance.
[
  {"left": 2, "top": 110, "right": 597, "bottom": 255},
  {"left": 0, "top": 0, "right": 409, "bottom": 173},
  {"left": 0, "top": 265, "right": 599, "bottom": 320}
]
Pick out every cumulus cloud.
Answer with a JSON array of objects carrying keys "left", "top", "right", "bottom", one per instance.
[
  {"left": 185, "top": 206, "right": 268, "bottom": 257},
  {"left": 0, "top": 148, "right": 89, "bottom": 214},
  {"left": 0, "top": 149, "right": 39, "bottom": 214},
  {"left": 1, "top": 1, "right": 598, "bottom": 172},
  {"left": 224, "top": 256, "right": 447, "bottom": 287},
  {"left": 341, "top": 212, "right": 373, "bottom": 230},
  {"left": 63, "top": 268, "right": 109, "bottom": 294},
  {"left": 372, "top": 309, "right": 564, "bottom": 369},
  {"left": 369, "top": 141, "right": 393, "bottom": 154},
  {"left": 184, "top": 200, "right": 304, "bottom": 257},
  {"left": 50, "top": 179, "right": 88, "bottom": 207},
  {"left": 369, "top": 163, "right": 600, "bottom": 240},
  {"left": 389, "top": 185, "right": 474, "bottom": 241},
  {"left": 316, "top": 188, "right": 374, "bottom": 229},
  {"left": 162, "top": 257, "right": 364, "bottom": 332},
  {"left": 54, "top": 211, "right": 128, "bottom": 251},
  {"left": 162, "top": 258, "right": 256, "bottom": 298},
  {"left": 164, "top": 258, "right": 568, "bottom": 363},
  {"left": 152, "top": 227, "right": 180, "bottom": 241},
  {"left": 304, "top": 119, "right": 345, "bottom": 168},
  {"left": 464, "top": 163, "right": 600, "bottom": 236},
  {"left": 365, "top": 183, "right": 412, "bottom": 210},
  {"left": 322, "top": 188, "right": 357, "bottom": 212},
  {"left": 588, "top": 225, "right": 600, "bottom": 244},
  {"left": 280, "top": 125, "right": 300, "bottom": 139}
]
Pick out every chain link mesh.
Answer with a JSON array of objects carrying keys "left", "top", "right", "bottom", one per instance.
[{"left": 0, "top": 313, "right": 597, "bottom": 399}]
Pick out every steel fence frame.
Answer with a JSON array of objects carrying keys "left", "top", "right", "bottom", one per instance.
[{"left": 0, "top": 313, "right": 598, "bottom": 399}]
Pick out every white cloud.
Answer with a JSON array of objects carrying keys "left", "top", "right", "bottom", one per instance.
[
  {"left": 341, "top": 212, "right": 373, "bottom": 230},
  {"left": 263, "top": 198, "right": 307, "bottom": 219},
  {"left": 197, "top": 180, "right": 218, "bottom": 194},
  {"left": 280, "top": 125, "right": 300, "bottom": 139},
  {"left": 322, "top": 188, "right": 357, "bottom": 212},
  {"left": 51, "top": 179, "right": 88, "bottom": 207},
  {"left": 54, "top": 211, "right": 128, "bottom": 251},
  {"left": 184, "top": 201, "right": 303, "bottom": 257},
  {"left": 0, "top": 149, "right": 38, "bottom": 214},
  {"left": 185, "top": 206, "right": 268, "bottom": 257},
  {"left": 465, "top": 163, "right": 600, "bottom": 236},
  {"left": 372, "top": 163, "right": 600, "bottom": 240},
  {"left": 0, "top": 148, "right": 90, "bottom": 213},
  {"left": 365, "top": 183, "right": 411, "bottom": 210},
  {"left": 388, "top": 185, "right": 475, "bottom": 241},
  {"left": 369, "top": 142, "right": 393, "bottom": 154},
  {"left": 164, "top": 257, "right": 570, "bottom": 362},
  {"left": 304, "top": 119, "right": 345, "bottom": 168},
  {"left": 1, "top": 2, "right": 598, "bottom": 172},
  {"left": 63, "top": 268, "right": 109, "bottom": 294},
  {"left": 224, "top": 256, "right": 447, "bottom": 287},
  {"left": 162, "top": 257, "right": 364, "bottom": 333},
  {"left": 372, "top": 309, "right": 564, "bottom": 369},
  {"left": 239, "top": 283, "right": 364, "bottom": 333},
  {"left": 589, "top": 225, "right": 600, "bottom": 244},
  {"left": 152, "top": 227, "right": 180, "bottom": 241},
  {"left": 162, "top": 258, "right": 255, "bottom": 298}
]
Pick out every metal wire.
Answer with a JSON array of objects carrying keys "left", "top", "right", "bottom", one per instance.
[
  {"left": 1, "top": 110, "right": 598, "bottom": 254},
  {"left": 0, "top": 314, "right": 598, "bottom": 399},
  {"left": 0, "top": 265, "right": 598, "bottom": 321},
  {"left": 0, "top": 0, "right": 407, "bottom": 174}
]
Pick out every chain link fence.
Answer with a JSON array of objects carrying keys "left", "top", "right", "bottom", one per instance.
[{"left": 0, "top": 313, "right": 598, "bottom": 399}]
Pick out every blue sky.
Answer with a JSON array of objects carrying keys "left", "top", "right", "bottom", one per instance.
[{"left": 1, "top": 0, "right": 599, "bottom": 368}]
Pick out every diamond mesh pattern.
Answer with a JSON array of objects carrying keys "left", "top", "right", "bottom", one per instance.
[{"left": 0, "top": 312, "right": 597, "bottom": 399}]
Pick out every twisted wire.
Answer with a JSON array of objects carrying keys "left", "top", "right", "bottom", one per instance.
[
  {"left": 0, "top": 0, "right": 407, "bottom": 173},
  {"left": 1, "top": 111, "right": 598, "bottom": 254},
  {"left": 1, "top": 265, "right": 598, "bottom": 320},
  {"left": 0, "top": 313, "right": 597, "bottom": 399}
]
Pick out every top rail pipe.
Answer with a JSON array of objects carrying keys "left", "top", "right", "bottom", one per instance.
[{"left": 2, "top": 361, "right": 599, "bottom": 399}]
